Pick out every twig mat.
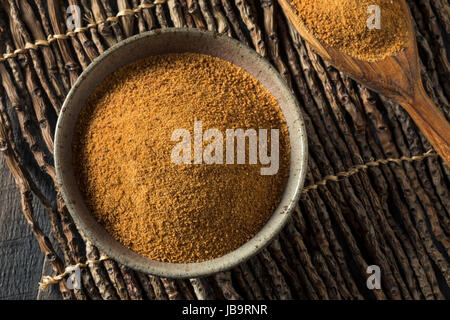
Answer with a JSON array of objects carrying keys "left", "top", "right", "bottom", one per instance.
[{"left": 0, "top": 0, "right": 449, "bottom": 300}]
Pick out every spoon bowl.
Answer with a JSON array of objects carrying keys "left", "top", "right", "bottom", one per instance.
[{"left": 278, "top": 0, "right": 450, "bottom": 163}]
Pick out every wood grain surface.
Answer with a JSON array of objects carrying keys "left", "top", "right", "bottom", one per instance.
[
  {"left": 0, "top": 156, "right": 42, "bottom": 299},
  {"left": 0, "top": 147, "right": 60, "bottom": 299}
]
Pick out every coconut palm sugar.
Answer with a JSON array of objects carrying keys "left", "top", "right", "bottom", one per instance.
[
  {"left": 73, "top": 53, "right": 290, "bottom": 263},
  {"left": 290, "top": 0, "right": 409, "bottom": 61}
]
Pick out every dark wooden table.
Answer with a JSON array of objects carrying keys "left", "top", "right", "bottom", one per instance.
[{"left": 0, "top": 157, "right": 60, "bottom": 299}]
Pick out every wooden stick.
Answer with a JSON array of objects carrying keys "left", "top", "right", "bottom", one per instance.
[
  {"left": 359, "top": 86, "right": 450, "bottom": 286},
  {"left": 148, "top": 275, "right": 168, "bottom": 300},
  {"left": 176, "top": 279, "right": 196, "bottom": 300},
  {"left": 233, "top": 0, "right": 266, "bottom": 56},
  {"left": 230, "top": 267, "right": 255, "bottom": 299},
  {"left": 1, "top": 0, "right": 62, "bottom": 112},
  {"left": 103, "top": 259, "right": 130, "bottom": 299},
  {"left": 238, "top": 262, "right": 265, "bottom": 299},
  {"left": 155, "top": 1, "right": 169, "bottom": 27},
  {"left": 268, "top": 238, "right": 309, "bottom": 299},
  {"left": 91, "top": 0, "right": 117, "bottom": 47},
  {"left": 248, "top": 256, "right": 277, "bottom": 299},
  {"left": 17, "top": 0, "right": 66, "bottom": 103},
  {"left": 34, "top": 0, "right": 71, "bottom": 92},
  {"left": 260, "top": 0, "right": 290, "bottom": 85},
  {"left": 132, "top": 0, "right": 147, "bottom": 33},
  {"left": 160, "top": 278, "right": 184, "bottom": 300},
  {"left": 68, "top": 0, "right": 100, "bottom": 61},
  {"left": 258, "top": 248, "right": 292, "bottom": 299},
  {"left": 100, "top": 0, "right": 125, "bottom": 41},
  {"left": 279, "top": 232, "right": 318, "bottom": 299},
  {"left": 119, "top": 265, "right": 144, "bottom": 300},
  {"left": 117, "top": 0, "right": 135, "bottom": 37},
  {"left": 135, "top": 272, "right": 155, "bottom": 299},
  {"left": 322, "top": 60, "right": 421, "bottom": 299},
  {"left": 186, "top": 0, "right": 206, "bottom": 29},
  {"left": 80, "top": 0, "right": 106, "bottom": 54},
  {"left": 214, "top": 272, "right": 243, "bottom": 300},
  {"left": 221, "top": 0, "right": 249, "bottom": 45},
  {"left": 46, "top": 0, "right": 81, "bottom": 86},
  {"left": 0, "top": 24, "right": 55, "bottom": 155},
  {"left": 211, "top": 0, "right": 232, "bottom": 36},
  {"left": 197, "top": 0, "right": 215, "bottom": 31},
  {"left": 140, "top": 0, "right": 158, "bottom": 30},
  {"left": 390, "top": 102, "right": 450, "bottom": 231},
  {"left": 189, "top": 278, "right": 215, "bottom": 300},
  {"left": 167, "top": 0, "right": 187, "bottom": 27},
  {"left": 179, "top": 0, "right": 196, "bottom": 28},
  {"left": 82, "top": 239, "right": 117, "bottom": 299},
  {"left": 0, "top": 101, "right": 74, "bottom": 300},
  {"left": 0, "top": 17, "right": 105, "bottom": 300}
]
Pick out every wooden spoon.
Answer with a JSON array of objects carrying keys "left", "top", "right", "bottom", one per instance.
[{"left": 278, "top": 0, "right": 450, "bottom": 164}]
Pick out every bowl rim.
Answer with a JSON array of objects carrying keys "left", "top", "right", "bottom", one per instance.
[{"left": 55, "top": 28, "right": 308, "bottom": 278}]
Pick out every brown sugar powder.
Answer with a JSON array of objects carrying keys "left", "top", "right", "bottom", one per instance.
[
  {"left": 290, "top": 0, "right": 409, "bottom": 61},
  {"left": 73, "top": 53, "right": 290, "bottom": 263}
]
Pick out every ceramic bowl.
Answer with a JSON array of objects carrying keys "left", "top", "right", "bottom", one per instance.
[{"left": 55, "top": 29, "right": 308, "bottom": 278}]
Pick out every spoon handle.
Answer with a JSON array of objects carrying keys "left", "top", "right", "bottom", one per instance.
[{"left": 401, "top": 88, "right": 450, "bottom": 165}]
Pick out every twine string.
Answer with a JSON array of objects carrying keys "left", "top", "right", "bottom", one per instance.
[
  {"left": 39, "top": 255, "right": 110, "bottom": 290},
  {"left": 39, "top": 151, "right": 439, "bottom": 290},
  {"left": 0, "top": 0, "right": 167, "bottom": 62},
  {"left": 302, "top": 150, "right": 438, "bottom": 193}
]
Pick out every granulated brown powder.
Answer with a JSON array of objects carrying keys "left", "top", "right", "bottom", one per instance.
[
  {"left": 73, "top": 53, "right": 290, "bottom": 263},
  {"left": 290, "top": 0, "right": 409, "bottom": 61}
]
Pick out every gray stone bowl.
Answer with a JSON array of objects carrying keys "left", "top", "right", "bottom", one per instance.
[{"left": 55, "top": 29, "right": 308, "bottom": 278}]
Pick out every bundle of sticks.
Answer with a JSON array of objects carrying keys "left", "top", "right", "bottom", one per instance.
[{"left": 0, "top": 0, "right": 448, "bottom": 300}]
